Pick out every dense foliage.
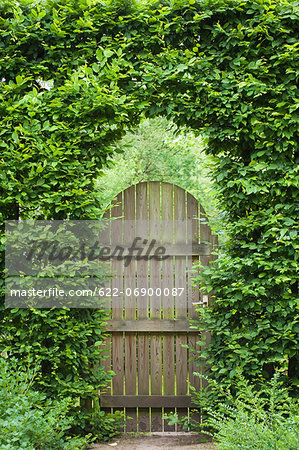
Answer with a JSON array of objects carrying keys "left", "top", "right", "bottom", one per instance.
[
  {"left": 167, "top": 374, "right": 299, "bottom": 449},
  {"left": 0, "top": 0, "right": 298, "bottom": 435},
  {"left": 0, "top": 358, "right": 91, "bottom": 449},
  {"left": 0, "top": 307, "right": 111, "bottom": 426},
  {"left": 200, "top": 374, "right": 299, "bottom": 449}
]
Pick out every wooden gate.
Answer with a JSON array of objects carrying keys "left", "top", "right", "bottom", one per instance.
[{"left": 99, "top": 182, "right": 217, "bottom": 432}]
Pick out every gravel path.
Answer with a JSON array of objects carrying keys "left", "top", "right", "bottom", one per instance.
[{"left": 90, "top": 432, "right": 217, "bottom": 449}]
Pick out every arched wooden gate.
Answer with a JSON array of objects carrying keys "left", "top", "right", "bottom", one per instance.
[{"left": 99, "top": 182, "right": 217, "bottom": 432}]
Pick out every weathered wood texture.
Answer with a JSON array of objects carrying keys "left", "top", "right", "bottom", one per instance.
[
  {"left": 99, "top": 182, "right": 217, "bottom": 431},
  {"left": 101, "top": 395, "right": 197, "bottom": 408},
  {"left": 106, "top": 319, "right": 198, "bottom": 332}
]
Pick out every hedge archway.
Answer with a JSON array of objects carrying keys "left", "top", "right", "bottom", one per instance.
[{"left": 1, "top": 0, "right": 298, "bottom": 407}]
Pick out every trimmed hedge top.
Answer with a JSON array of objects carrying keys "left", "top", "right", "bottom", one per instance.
[{"left": 0, "top": 0, "right": 297, "bottom": 218}]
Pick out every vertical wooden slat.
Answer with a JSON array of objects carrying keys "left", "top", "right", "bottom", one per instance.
[
  {"left": 124, "top": 186, "right": 137, "bottom": 431},
  {"left": 149, "top": 182, "right": 162, "bottom": 431},
  {"left": 200, "top": 205, "right": 211, "bottom": 272},
  {"left": 174, "top": 186, "right": 188, "bottom": 429},
  {"left": 99, "top": 209, "right": 112, "bottom": 414},
  {"left": 111, "top": 194, "right": 124, "bottom": 429},
  {"left": 187, "top": 193, "right": 201, "bottom": 425},
  {"left": 161, "top": 183, "right": 175, "bottom": 431},
  {"left": 136, "top": 183, "right": 150, "bottom": 432},
  {"left": 200, "top": 205, "right": 211, "bottom": 391},
  {"left": 99, "top": 209, "right": 112, "bottom": 406}
]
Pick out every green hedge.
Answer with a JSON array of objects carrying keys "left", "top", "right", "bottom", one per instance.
[
  {"left": 0, "top": 359, "right": 91, "bottom": 449},
  {"left": 0, "top": 0, "right": 298, "bottom": 413}
]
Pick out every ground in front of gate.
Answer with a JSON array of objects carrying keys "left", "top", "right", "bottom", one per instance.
[{"left": 90, "top": 432, "right": 216, "bottom": 449}]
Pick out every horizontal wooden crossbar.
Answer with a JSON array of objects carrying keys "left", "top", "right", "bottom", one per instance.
[
  {"left": 106, "top": 319, "right": 199, "bottom": 332},
  {"left": 100, "top": 395, "right": 197, "bottom": 408}
]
